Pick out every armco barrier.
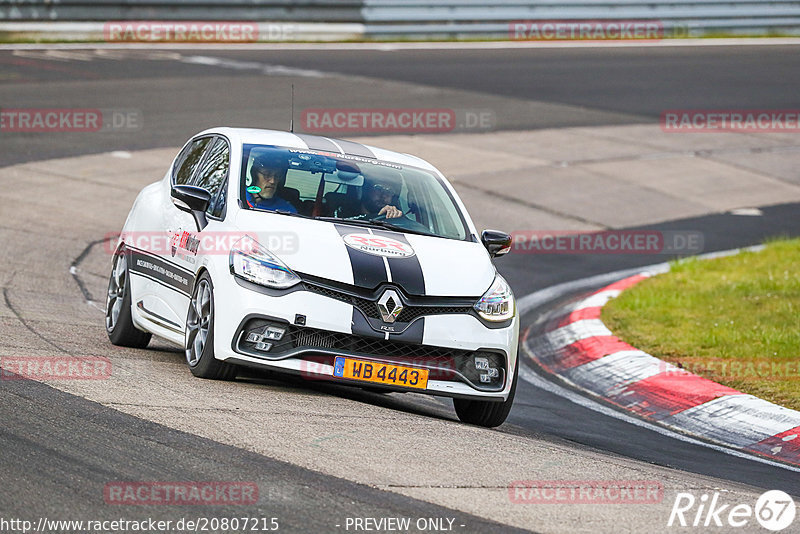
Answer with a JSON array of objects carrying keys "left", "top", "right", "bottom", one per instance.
[
  {"left": 0, "top": 0, "right": 363, "bottom": 22},
  {"left": 1, "top": 0, "right": 799, "bottom": 38},
  {"left": 363, "top": 0, "right": 800, "bottom": 37}
]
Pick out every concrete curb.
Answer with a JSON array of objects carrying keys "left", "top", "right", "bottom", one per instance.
[{"left": 522, "top": 269, "right": 800, "bottom": 468}]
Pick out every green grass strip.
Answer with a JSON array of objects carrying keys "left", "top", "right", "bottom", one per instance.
[{"left": 603, "top": 238, "right": 800, "bottom": 411}]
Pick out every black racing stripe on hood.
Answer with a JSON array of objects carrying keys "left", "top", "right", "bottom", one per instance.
[
  {"left": 335, "top": 225, "right": 426, "bottom": 345},
  {"left": 370, "top": 229, "right": 426, "bottom": 296},
  {"left": 334, "top": 224, "right": 388, "bottom": 290}
]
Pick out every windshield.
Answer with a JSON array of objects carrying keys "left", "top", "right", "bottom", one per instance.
[{"left": 240, "top": 144, "right": 468, "bottom": 240}]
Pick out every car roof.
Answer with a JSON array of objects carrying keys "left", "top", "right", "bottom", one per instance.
[{"left": 197, "top": 127, "right": 437, "bottom": 172}]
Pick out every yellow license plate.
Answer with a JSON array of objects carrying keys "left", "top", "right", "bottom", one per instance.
[{"left": 333, "top": 357, "right": 428, "bottom": 390}]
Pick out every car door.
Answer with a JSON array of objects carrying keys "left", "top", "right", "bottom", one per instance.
[
  {"left": 132, "top": 135, "right": 215, "bottom": 336},
  {"left": 168, "top": 135, "right": 231, "bottom": 317}
]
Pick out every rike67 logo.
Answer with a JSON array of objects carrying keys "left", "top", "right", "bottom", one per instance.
[{"left": 668, "top": 490, "right": 796, "bottom": 531}]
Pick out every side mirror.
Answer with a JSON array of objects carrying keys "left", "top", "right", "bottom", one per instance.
[
  {"left": 171, "top": 185, "right": 211, "bottom": 231},
  {"left": 481, "top": 230, "right": 512, "bottom": 257}
]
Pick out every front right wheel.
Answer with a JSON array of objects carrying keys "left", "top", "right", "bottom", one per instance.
[{"left": 453, "top": 360, "right": 518, "bottom": 428}]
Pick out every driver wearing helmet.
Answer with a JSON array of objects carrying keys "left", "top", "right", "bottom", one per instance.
[
  {"left": 351, "top": 176, "right": 403, "bottom": 220},
  {"left": 245, "top": 153, "right": 297, "bottom": 213}
]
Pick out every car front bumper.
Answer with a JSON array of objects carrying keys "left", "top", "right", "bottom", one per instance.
[{"left": 211, "top": 271, "right": 519, "bottom": 401}]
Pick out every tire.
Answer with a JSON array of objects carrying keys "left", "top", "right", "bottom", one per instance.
[
  {"left": 184, "top": 272, "right": 237, "bottom": 380},
  {"left": 106, "top": 247, "right": 152, "bottom": 348},
  {"left": 453, "top": 359, "right": 518, "bottom": 428}
]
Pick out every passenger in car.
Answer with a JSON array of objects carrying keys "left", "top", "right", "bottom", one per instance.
[{"left": 347, "top": 177, "right": 403, "bottom": 220}]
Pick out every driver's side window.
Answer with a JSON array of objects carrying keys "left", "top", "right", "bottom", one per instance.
[
  {"left": 193, "top": 137, "right": 230, "bottom": 220},
  {"left": 173, "top": 137, "right": 212, "bottom": 185}
]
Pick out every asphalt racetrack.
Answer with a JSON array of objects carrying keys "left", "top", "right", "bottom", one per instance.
[{"left": 1, "top": 43, "right": 799, "bottom": 533}]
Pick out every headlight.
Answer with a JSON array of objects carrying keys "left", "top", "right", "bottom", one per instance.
[
  {"left": 230, "top": 235, "right": 300, "bottom": 289},
  {"left": 474, "top": 274, "right": 515, "bottom": 322}
]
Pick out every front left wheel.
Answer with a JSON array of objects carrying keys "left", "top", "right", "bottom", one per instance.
[
  {"left": 185, "top": 272, "right": 237, "bottom": 380},
  {"left": 106, "top": 247, "right": 152, "bottom": 348}
]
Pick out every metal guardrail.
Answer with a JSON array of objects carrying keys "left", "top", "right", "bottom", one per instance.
[
  {"left": 1, "top": 0, "right": 798, "bottom": 37},
  {"left": 0, "top": 0, "right": 363, "bottom": 22},
  {"left": 361, "top": 0, "right": 800, "bottom": 37}
]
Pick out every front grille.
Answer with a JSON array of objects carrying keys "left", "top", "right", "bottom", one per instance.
[
  {"left": 283, "top": 324, "right": 469, "bottom": 359},
  {"left": 303, "top": 282, "right": 473, "bottom": 322},
  {"left": 294, "top": 328, "right": 336, "bottom": 348},
  {"left": 236, "top": 319, "right": 506, "bottom": 390},
  {"left": 396, "top": 305, "right": 472, "bottom": 323}
]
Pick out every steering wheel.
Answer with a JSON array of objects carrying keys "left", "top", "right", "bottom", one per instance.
[{"left": 373, "top": 213, "right": 428, "bottom": 233}]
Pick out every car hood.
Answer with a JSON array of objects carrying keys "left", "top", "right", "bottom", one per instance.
[{"left": 234, "top": 210, "right": 496, "bottom": 297}]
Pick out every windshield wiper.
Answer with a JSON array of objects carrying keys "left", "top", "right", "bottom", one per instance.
[{"left": 315, "top": 216, "right": 435, "bottom": 237}]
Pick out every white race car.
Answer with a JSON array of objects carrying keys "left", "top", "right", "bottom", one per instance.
[{"left": 106, "top": 128, "right": 518, "bottom": 427}]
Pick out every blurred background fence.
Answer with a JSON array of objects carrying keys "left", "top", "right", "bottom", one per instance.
[{"left": 1, "top": 0, "right": 798, "bottom": 38}]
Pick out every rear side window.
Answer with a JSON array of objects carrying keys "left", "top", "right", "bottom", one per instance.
[
  {"left": 173, "top": 137, "right": 212, "bottom": 185},
  {"left": 194, "top": 137, "right": 230, "bottom": 219}
]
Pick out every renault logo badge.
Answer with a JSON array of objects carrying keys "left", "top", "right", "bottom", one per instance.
[{"left": 377, "top": 289, "right": 403, "bottom": 323}]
